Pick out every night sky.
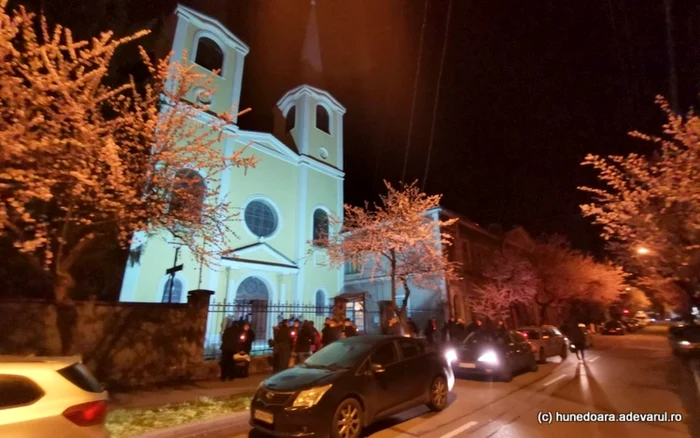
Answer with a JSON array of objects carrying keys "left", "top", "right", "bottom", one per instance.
[{"left": 23, "top": 0, "right": 700, "bottom": 255}]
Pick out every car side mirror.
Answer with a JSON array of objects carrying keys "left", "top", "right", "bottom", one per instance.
[{"left": 370, "top": 363, "right": 385, "bottom": 374}]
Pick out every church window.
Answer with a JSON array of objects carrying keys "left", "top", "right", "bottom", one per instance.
[
  {"left": 244, "top": 200, "right": 278, "bottom": 238},
  {"left": 194, "top": 37, "right": 224, "bottom": 73},
  {"left": 315, "top": 290, "right": 326, "bottom": 315},
  {"left": 312, "top": 208, "right": 329, "bottom": 245},
  {"left": 169, "top": 169, "right": 206, "bottom": 222},
  {"left": 285, "top": 106, "right": 296, "bottom": 132},
  {"left": 161, "top": 277, "right": 183, "bottom": 303},
  {"left": 316, "top": 105, "right": 330, "bottom": 134}
]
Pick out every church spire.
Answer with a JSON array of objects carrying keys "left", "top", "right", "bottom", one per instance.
[{"left": 299, "top": 0, "right": 325, "bottom": 89}]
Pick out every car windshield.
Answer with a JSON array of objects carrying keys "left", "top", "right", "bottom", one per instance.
[
  {"left": 463, "top": 330, "right": 507, "bottom": 345},
  {"left": 520, "top": 330, "right": 541, "bottom": 340},
  {"left": 302, "top": 340, "right": 373, "bottom": 369}
]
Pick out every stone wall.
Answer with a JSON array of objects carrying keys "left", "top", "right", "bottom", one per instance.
[{"left": 0, "top": 290, "right": 213, "bottom": 389}]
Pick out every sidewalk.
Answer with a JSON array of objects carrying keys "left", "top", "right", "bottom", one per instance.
[{"left": 109, "top": 373, "right": 269, "bottom": 410}]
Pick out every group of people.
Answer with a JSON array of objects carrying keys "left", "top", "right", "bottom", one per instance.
[
  {"left": 270, "top": 317, "right": 359, "bottom": 372},
  {"left": 219, "top": 320, "right": 256, "bottom": 381}
]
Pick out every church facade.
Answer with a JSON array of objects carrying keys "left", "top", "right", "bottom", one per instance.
[{"left": 119, "top": 4, "right": 345, "bottom": 339}]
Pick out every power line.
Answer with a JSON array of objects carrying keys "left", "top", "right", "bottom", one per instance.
[
  {"left": 401, "top": 0, "right": 430, "bottom": 183},
  {"left": 422, "top": 0, "right": 453, "bottom": 192}
]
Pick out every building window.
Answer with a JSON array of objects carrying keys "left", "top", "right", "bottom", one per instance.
[
  {"left": 344, "top": 256, "right": 361, "bottom": 275},
  {"left": 315, "top": 290, "right": 326, "bottom": 315},
  {"left": 162, "top": 277, "right": 183, "bottom": 303},
  {"left": 244, "top": 200, "right": 278, "bottom": 238},
  {"left": 169, "top": 169, "right": 206, "bottom": 222},
  {"left": 316, "top": 105, "right": 330, "bottom": 134},
  {"left": 312, "top": 209, "right": 329, "bottom": 245},
  {"left": 194, "top": 37, "right": 224, "bottom": 73},
  {"left": 285, "top": 106, "right": 296, "bottom": 132}
]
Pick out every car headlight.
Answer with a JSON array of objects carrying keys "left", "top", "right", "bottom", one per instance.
[
  {"left": 292, "top": 384, "right": 332, "bottom": 408},
  {"left": 445, "top": 349, "right": 457, "bottom": 363},
  {"left": 679, "top": 340, "right": 690, "bottom": 346},
  {"left": 477, "top": 351, "right": 499, "bottom": 365}
]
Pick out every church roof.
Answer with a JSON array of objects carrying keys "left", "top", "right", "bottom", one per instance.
[{"left": 298, "top": 0, "right": 326, "bottom": 89}]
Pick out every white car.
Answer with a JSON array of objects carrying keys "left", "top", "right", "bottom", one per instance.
[
  {"left": 0, "top": 356, "right": 110, "bottom": 438},
  {"left": 517, "top": 325, "right": 569, "bottom": 363}
]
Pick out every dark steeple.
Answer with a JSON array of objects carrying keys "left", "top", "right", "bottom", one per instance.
[{"left": 299, "top": 0, "right": 326, "bottom": 89}]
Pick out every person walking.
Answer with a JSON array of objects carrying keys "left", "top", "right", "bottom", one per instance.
[
  {"left": 569, "top": 323, "right": 587, "bottom": 361},
  {"left": 220, "top": 322, "right": 240, "bottom": 381}
]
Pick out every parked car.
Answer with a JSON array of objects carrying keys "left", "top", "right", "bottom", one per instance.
[
  {"left": 517, "top": 325, "right": 568, "bottom": 363},
  {"left": 0, "top": 356, "right": 109, "bottom": 438},
  {"left": 250, "top": 335, "right": 453, "bottom": 438},
  {"left": 602, "top": 320, "right": 625, "bottom": 335},
  {"left": 447, "top": 329, "right": 538, "bottom": 382}
]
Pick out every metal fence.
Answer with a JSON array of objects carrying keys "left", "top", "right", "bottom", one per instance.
[{"left": 204, "top": 301, "right": 445, "bottom": 360}]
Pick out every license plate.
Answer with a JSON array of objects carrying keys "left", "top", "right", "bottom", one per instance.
[
  {"left": 254, "top": 409, "right": 274, "bottom": 424},
  {"left": 459, "top": 362, "right": 476, "bottom": 369}
]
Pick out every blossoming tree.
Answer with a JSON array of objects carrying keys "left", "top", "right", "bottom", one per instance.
[
  {"left": 579, "top": 98, "right": 699, "bottom": 309},
  {"left": 0, "top": 3, "right": 258, "bottom": 302},
  {"left": 471, "top": 249, "right": 538, "bottom": 326},
  {"left": 323, "top": 181, "right": 460, "bottom": 333}
]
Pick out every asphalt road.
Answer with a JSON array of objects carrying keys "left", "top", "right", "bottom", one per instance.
[{"left": 201, "top": 325, "right": 700, "bottom": 438}]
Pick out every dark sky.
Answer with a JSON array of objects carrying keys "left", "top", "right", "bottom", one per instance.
[{"left": 22, "top": 0, "right": 700, "bottom": 255}]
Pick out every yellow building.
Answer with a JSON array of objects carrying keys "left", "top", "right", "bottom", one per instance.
[{"left": 119, "top": 4, "right": 345, "bottom": 342}]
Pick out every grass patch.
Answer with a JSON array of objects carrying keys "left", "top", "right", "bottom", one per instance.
[{"left": 106, "top": 394, "right": 252, "bottom": 438}]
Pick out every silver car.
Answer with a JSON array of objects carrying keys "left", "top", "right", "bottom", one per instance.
[
  {"left": 0, "top": 356, "right": 110, "bottom": 438},
  {"left": 517, "top": 325, "right": 569, "bottom": 363}
]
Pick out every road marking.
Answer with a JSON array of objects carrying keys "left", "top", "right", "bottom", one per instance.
[
  {"left": 439, "top": 421, "right": 478, "bottom": 438},
  {"left": 543, "top": 374, "right": 567, "bottom": 387},
  {"left": 588, "top": 356, "right": 599, "bottom": 363}
]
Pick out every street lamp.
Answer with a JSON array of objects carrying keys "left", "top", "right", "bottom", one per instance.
[{"left": 636, "top": 247, "right": 650, "bottom": 255}]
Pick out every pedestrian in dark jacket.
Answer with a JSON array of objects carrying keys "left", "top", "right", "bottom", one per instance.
[
  {"left": 274, "top": 320, "right": 293, "bottom": 371},
  {"left": 294, "top": 321, "right": 314, "bottom": 363},
  {"left": 449, "top": 319, "right": 467, "bottom": 344},
  {"left": 466, "top": 318, "right": 483, "bottom": 336},
  {"left": 342, "top": 318, "right": 358, "bottom": 337},
  {"left": 424, "top": 318, "right": 438, "bottom": 344},
  {"left": 442, "top": 318, "right": 455, "bottom": 343},
  {"left": 321, "top": 318, "right": 342, "bottom": 347},
  {"left": 569, "top": 323, "right": 587, "bottom": 361},
  {"left": 238, "top": 322, "right": 255, "bottom": 354},
  {"left": 220, "top": 323, "right": 240, "bottom": 381},
  {"left": 407, "top": 318, "right": 419, "bottom": 337},
  {"left": 310, "top": 321, "right": 322, "bottom": 352}
]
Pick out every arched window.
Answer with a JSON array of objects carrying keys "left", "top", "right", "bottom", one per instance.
[
  {"left": 195, "top": 37, "right": 224, "bottom": 73},
  {"left": 312, "top": 209, "right": 329, "bottom": 245},
  {"left": 235, "top": 276, "right": 270, "bottom": 338},
  {"left": 161, "top": 277, "right": 183, "bottom": 303},
  {"left": 316, "top": 105, "right": 330, "bottom": 134},
  {"left": 285, "top": 106, "right": 296, "bottom": 132},
  {"left": 244, "top": 199, "right": 278, "bottom": 238},
  {"left": 169, "top": 169, "right": 206, "bottom": 222},
  {"left": 315, "top": 290, "right": 326, "bottom": 315}
]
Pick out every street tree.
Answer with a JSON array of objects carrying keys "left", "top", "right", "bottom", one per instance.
[
  {"left": 529, "top": 236, "right": 626, "bottom": 324},
  {"left": 323, "top": 181, "right": 460, "bottom": 333},
  {"left": 471, "top": 249, "right": 538, "bottom": 326},
  {"left": 619, "top": 287, "right": 652, "bottom": 314},
  {"left": 0, "top": 3, "right": 258, "bottom": 303},
  {"left": 579, "top": 97, "right": 700, "bottom": 309}
]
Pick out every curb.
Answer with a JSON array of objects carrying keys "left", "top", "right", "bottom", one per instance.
[{"left": 130, "top": 410, "right": 250, "bottom": 438}]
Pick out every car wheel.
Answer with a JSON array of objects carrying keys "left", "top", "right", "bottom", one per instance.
[
  {"left": 528, "top": 354, "right": 539, "bottom": 372},
  {"left": 538, "top": 347, "right": 546, "bottom": 364},
  {"left": 500, "top": 364, "right": 513, "bottom": 382},
  {"left": 560, "top": 345, "right": 568, "bottom": 360},
  {"left": 331, "top": 398, "right": 363, "bottom": 438},
  {"left": 427, "top": 375, "right": 448, "bottom": 412}
]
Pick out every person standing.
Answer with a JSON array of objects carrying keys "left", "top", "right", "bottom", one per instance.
[
  {"left": 407, "top": 318, "right": 419, "bottom": 337},
  {"left": 342, "top": 318, "right": 358, "bottom": 337},
  {"left": 442, "top": 318, "right": 455, "bottom": 343},
  {"left": 235, "top": 322, "right": 255, "bottom": 377},
  {"left": 274, "top": 320, "right": 293, "bottom": 371},
  {"left": 220, "top": 322, "right": 240, "bottom": 381},
  {"left": 310, "top": 321, "right": 322, "bottom": 353},
  {"left": 386, "top": 316, "right": 402, "bottom": 336},
  {"left": 424, "top": 318, "right": 438, "bottom": 344},
  {"left": 321, "top": 318, "right": 342, "bottom": 347},
  {"left": 294, "top": 321, "right": 314, "bottom": 363}
]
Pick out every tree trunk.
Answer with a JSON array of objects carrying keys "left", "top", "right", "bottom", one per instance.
[
  {"left": 54, "top": 270, "right": 78, "bottom": 355},
  {"left": 399, "top": 278, "right": 413, "bottom": 335}
]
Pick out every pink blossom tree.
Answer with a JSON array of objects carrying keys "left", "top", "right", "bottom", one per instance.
[
  {"left": 323, "top": 181, "right": 460, "bottom": 333},
  {"left": 0, "top": 3, "right": 258, "bottom": 302},
  {"left": 471, "top": 249, "right": 538, "bottom": 326},
  {"left": 579, "top": 97, "right": 699, "bottom": 309}
]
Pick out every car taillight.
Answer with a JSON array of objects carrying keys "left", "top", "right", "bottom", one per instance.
[{"left": 62, "top": 400, "right": 107, "bottom": 426}]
